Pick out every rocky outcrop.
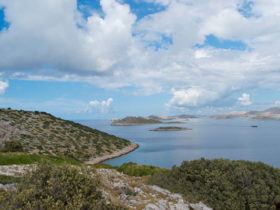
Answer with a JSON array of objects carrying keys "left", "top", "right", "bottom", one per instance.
[
  {"left": 0, "top": 165, "right": 212, "bottom": 210},
  {"left": 96, "top": 168, "right": 211, "bottom": 210}
]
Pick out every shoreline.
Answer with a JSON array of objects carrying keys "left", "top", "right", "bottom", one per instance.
[{"left": 85, "top": 142, "right": 139, "bottom": 165}]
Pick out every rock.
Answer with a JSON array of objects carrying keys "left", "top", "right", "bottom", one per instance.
[
  {"left": 0, "top": 183, "right": 16, "bottom": 191},
  {"left": 190, "top": 202, "right": 212, "bottom": 210},
  {"left": 145, "top": 203, "right": 160, "bottom": 210},
  {"left": 96, "top": 168, "right": 212, "bottom": 209}
]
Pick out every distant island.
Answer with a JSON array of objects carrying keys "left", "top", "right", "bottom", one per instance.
[
  {"left": 210, "top": 107, "right": 280, "bottom": 120},
  {"left": 150, "top": 127, "right": 192, "bottom": 131},
  {"left": 111, "top": 116, "right": 162, "bottom": 126},
  {"left": 111, "top": 115, "right": 199, "bottom": 126},
  {"left": 148, "top": 115, "right": 176, "bottom": 121},
  {"left": 148, "top": 114, "right": 199, "bottom": 120}
]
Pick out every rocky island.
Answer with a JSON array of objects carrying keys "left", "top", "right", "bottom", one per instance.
[
  {"left": 150, "top": 126, "right": 192, "bottom": 131},
  {"left": 111, "top": 116, "right": 187, "bottom": 126},
  {"left": 111, "top": 116, "right": 162, "bottom": 126}
]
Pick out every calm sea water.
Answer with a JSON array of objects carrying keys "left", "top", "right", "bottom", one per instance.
[{"left": 79, "top": 118, "right": 280, "bottom": 169}]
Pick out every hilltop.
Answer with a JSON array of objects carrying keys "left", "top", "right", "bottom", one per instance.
[{"left": 0, "top": 108, "right": 137, "bottom": 162}]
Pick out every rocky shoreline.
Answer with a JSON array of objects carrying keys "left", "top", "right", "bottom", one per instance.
[{"left": 85, "top": 142, "right": 139, "bottom": 164}]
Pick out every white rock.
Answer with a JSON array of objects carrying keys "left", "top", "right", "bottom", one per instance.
[
  {"left": 190, "top": 202, "right": 212, "bottom": 210},
  {"left": 145, "top": 203, "right": 160, "bottom": 210}
]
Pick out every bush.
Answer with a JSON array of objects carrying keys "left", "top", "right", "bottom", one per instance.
[
  {"left": 0, "top": 175, "right": 21, "bottom": 184},
  {"left": 0, "top": 163, "right": 121, "bottom": 209},
  {"left": 1, "top": 140, "right": 24, "bottom": 152},
  {"left": 117, "top": 162, "right": 169, "bottom": 177},
  {"left": 148, "top": 158, "right": 280, "bottom": 210},
  {"left": 0, "top": 153, "right": 81, "bottom": 165}
]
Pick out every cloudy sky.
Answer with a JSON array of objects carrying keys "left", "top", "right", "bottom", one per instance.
[{"left": 0, "top": 0, "right": 280, "bottom": 119}]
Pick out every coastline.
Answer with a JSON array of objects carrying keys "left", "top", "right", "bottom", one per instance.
[{"left": 85, "top": 142, "right": 139, "bottom": 165}]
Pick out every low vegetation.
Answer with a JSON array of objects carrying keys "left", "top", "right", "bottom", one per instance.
[
  {"left": 93, "top": 162, "right": 169, "bottom": 177},
  {"left": 148, "top": 158, "right": 280, "bottom": 210},
  {"left": 0, "top": 152, "right": 81, "bottom": 165},
  {"left": 0, "top": 163, "right": 122, "bottom": 209},
  {"left": 0, "top": 175, "right": 21, "bottom": 185},
  {"left": 2, "top": 157, "right": 280, "bottom": 209},
  {"left": 116, "top": 162, "right": 169, "bottom": 176},
  {"left": 0, "top": 140, "right": 24, "bottom": 152},
  {"left": 0, "top": 108, "right": 132, "bottom": 161}
]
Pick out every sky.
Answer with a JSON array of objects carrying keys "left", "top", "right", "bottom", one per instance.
[{"left": 0, "top": 0, "right": 280, "bottom": 119}]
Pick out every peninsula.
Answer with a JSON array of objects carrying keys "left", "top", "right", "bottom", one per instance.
[{"left": 0, "top": 108, "right": 137, "bottom": 163}]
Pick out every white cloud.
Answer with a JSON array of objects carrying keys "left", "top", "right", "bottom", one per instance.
[
  {"left": 168, "top": 87, "right": 220, "bottom": 108},
  {"left": 0, "top": 0, "right": 280, "bottom": 108},
  {"left": 101, "top": 97, "right": 113, "bottom": 107},
  {"left": 237, "top": 93, "right": 252, "bottom": 106},
  {"left": 89, "top": 97, "right": 113, "bottom": 113},
  {"left": 89, "top": 100, "right": 100, "bottom": 107},
  {"left": 0, "top": 81, "right": 8, "bottom": 95},
  {"left": 274, "top": 101, "right": 280, "bottom": 106}
]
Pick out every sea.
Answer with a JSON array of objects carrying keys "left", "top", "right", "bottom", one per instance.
[{"left": 79, "top": 118, "right": 280, "bottom": 169}]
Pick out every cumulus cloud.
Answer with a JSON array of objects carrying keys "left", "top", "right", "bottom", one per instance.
[
  {"left": 0, "top": 0, "right": 280, "bottom": 108},
  {"left": 274, "top": 101, "right": 280, "bottom": 106},
  {"left": 89, "top": 97, "right": 113, "bottom": 113},
  {"left": 237, "top": 93, "right": 252, "bottom": 106},
  {"left": 168, "top": 87, "right": 220, "bottom": 108},
  {"left": 0, "top": 81, "right": 8, "bottom": 95}
]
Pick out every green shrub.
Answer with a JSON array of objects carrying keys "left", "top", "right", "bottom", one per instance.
[
  {"left": 0, "top": 175, "right": 21, "bottom": 184},
  {"left": 0, "top": 163, "right": 122, "bottom": 209},
  {"left": 2, "top": 140, "right": 24, "bottom": 152},
  {"left": 0, "top": 152, "right": 81, "bottom": 165},
  {"left": 148, "top": 158, "right": 280, "bottom": 210},
  {"left": 117, "top": 162, "right": 169, "bottom": 177}
]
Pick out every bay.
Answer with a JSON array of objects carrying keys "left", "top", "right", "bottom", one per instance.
[{"left": 79, "top": 118, "right": 280, "bottom": 169}]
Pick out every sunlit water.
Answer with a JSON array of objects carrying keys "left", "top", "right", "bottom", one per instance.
[{"left": 79, "top": 118, "right": 280, "bottom": 169}]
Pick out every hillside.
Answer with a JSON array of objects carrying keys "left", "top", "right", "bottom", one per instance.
[{"left": 0, "top": 108, "right": 136, "bottom": 162}]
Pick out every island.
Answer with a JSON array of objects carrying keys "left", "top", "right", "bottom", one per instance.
[
  {"left": 111, "top": 116, "right": 162, "bottom": 126},
  {"left": 210, "top": 107, "right": 280, "bottom": 120},
  {"left": 111, "top": 116, "right": 187, "bottom": 126},
  {"left": 150, "top": 126, "right": 192, "bottom": 131}
]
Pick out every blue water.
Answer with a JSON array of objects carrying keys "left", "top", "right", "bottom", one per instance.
[{"left": 79, "top": 118, "right": 280, "bottom": 169}]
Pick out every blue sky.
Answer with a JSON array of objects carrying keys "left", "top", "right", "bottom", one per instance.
[{"left": 0, "top": 0, "right": 280, "bottom": 119}]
